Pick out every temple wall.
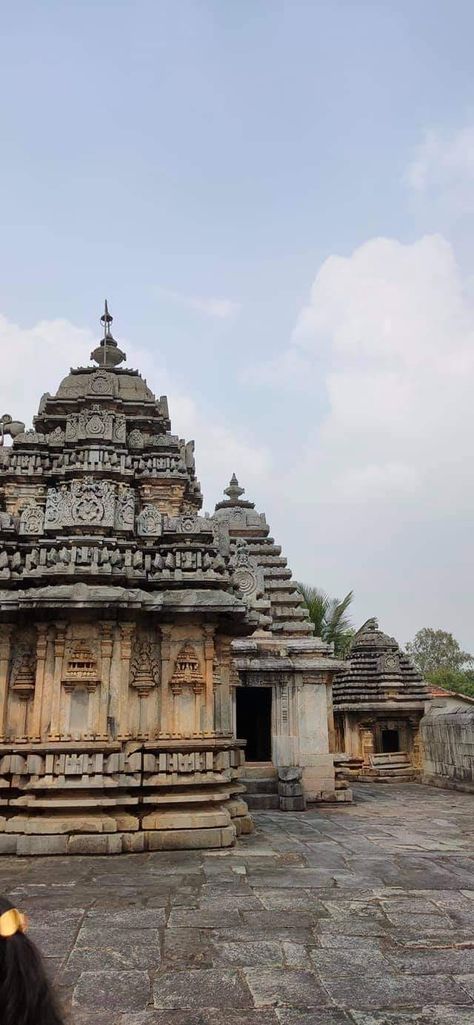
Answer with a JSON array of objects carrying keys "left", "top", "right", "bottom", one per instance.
[{"left": 421, "top": 708, "right": 474, "bottom": 793}]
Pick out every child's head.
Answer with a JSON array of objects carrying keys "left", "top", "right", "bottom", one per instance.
[{"left": 0, "top": 896, "right": 64, "bottom": 1025}]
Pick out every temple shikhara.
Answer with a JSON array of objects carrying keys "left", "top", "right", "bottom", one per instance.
[{"left": 0, "top": 307, "right": 345, "bottom": 855}]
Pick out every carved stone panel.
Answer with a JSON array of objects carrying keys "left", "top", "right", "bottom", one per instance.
[
  {"left": 130, "top": 635, "right": 160, "bottom": 694},
  {"left": 137, "top": 505, "right": 162, "bottom": 536},
  {"left": 9, "top": 629, "right": 37, "bottom": 697},
  {"left": 62, "top": 641, "right": 100, "bottom": 692},
  {"left": 19, "top": 503, "right": 45, "bottom": 536},
  {"left": 44, "top": 480, "right": 134, "bottom": 531},
  {"left": 170, "top": 643, "right": 204, "bottom": 695}
]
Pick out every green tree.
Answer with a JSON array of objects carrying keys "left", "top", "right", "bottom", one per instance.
[
  {"left": 424, "top": 666, "right": 474, "bottom": 699},
  {"left": 296, "top": 584, "right": 354, "bottom": 656},
  {"left": 406, "top": 628, "right": 473, "bottom": 675}
]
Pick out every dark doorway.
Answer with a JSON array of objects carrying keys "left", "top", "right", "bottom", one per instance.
[
  {"left": 236, "top": 687, "right": 272, "bottom": 761},
  {"left": 381, "top": 729, "right": 399, "bottom": 753}
]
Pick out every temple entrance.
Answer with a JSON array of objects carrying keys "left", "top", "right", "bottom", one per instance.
[
  {"left": 381, "top": 728, "right": 400, "bottom": 753},
  {"left": 236, "top": 686, "right": 272, "bottom": 762}
]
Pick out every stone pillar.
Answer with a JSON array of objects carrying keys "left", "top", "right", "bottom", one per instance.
[
  {"left": 0, "top": 625, "right": 13, "bottom": 741},
  {"left": 361, "top": 725, "right": 375, "bottom": 767},
  {"left": 159, "top": 626, "right": 173, "bottom": 736},
  {"left": 48, "top": 624, "right": 67, "bottom": 741},
  {"left": 30, "top": 624, "right": 49, "bottom": 741},
  {"left": 98, "top": 623, "right": 114, "bottom": 739},
  {"left": 203, "top": 626, "right": 215, "bottom": 735},
  {"left": 117, "top": 623, "right": 135, "bottom": 739}
]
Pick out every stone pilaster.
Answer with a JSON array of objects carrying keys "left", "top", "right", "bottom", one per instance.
[
  {"left": 117, "top": 623, "right": 135, "bottom": 739},
  {"left": 30, "top": 624, "right": 49, "bottom": 741},
  {"left": 0, "top": 625, "right": 13, "bottom": 741},
  {"left": 203, "top": 626, "right": 215, "bottom": 735},
  {"left": 48, "top": 623, "right": 67, "bottom": 741},
  {"left": 158, "top": 626, "right": 173, "bottom": 736},
  {"left": 98, "top": 623, "right": 114, "bottom": 739},
  {"left": 361, "top": 726, "right": 375, "bottom": 767}
]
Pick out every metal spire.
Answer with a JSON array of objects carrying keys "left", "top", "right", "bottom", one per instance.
[{"left": 90, "top": 301, "right": 126, "bottom": 367}]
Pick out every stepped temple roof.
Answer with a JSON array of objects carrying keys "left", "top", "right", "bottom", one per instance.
[
  {"left": 334, "top": 617, "right": 428, "bottom": 710},
  {"left": 213, "top": 475, "right": 314, "bottom": 638}
]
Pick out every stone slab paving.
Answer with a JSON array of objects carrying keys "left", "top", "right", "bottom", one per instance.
[{"left": 1, "top": 783, "right": 473, "bottom": 1024}]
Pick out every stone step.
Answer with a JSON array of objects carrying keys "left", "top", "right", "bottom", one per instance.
[
  {"left": 240, "top": 778, "right": 279, "bottom": 795},
  {"left": 242, "top": 762, "right": 277, "bottom": 780},
  {"left": 244, "top": 793, "right": 280, "bottom": 811}
]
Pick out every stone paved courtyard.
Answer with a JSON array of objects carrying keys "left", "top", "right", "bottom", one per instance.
[{"left": 2, "top": 783, "right": 474, "bottom": 1025}]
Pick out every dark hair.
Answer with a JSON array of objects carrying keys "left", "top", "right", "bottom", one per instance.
[{"left": 0, "top": 896, "right": 64, "bottom": 1025}]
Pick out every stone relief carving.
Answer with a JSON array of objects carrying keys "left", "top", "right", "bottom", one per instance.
[
  {"left": 66, "top": 406, "right": 116, "bottom": 443},
  {"left": 128, "top": 429, "right": 144, "bottom": 449},
  {"left": 88, "top": 370, "right": 114, "bottom": 396},
  {"left": 130, "top": 636, "right": 160, "bottom": 694},
  {"left": 19, "top": 503, "right": 45, "bottom": 536},
  {"left": 137, "top": 504, "right": 162, "bottom": 536},
  {"left": 62, "top": 641, "right": 100, "bottom": 692},
  {"left": 231, "top": 542, "right": 261, "bottom": 603},
  {"left": 10, "top": 628, "right": 37, "bottom": 697},
  {"left": 44, "top": 480, "right": 135, "bottom": 531},
  {"left": 48, "top": 426, "right": 65, "bottom": 446},
  {"left": 170, "top": 643, "right": 204, "bottom": 695},
  {"left": 379, "top": 652, "right": 400, "bottom": 674},
  {"left": 115, "top": 488, "right": 135, "bottom": 531}
]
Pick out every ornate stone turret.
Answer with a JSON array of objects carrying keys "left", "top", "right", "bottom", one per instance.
[{"left": 0, "top": 308, "right": 258, "bottom": 854}]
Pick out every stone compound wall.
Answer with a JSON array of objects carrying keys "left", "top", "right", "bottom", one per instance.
[{"left": 421, "top": 708, "right": 474, "bottom": 793}]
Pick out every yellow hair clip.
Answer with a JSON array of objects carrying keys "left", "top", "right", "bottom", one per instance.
[{"left": 0, "top": 908, "right": 28, "bottom": 938}]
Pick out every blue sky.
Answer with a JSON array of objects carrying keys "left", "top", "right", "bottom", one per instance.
[{"left": 1, "top": 1, "right": 474, "bottom": 649}]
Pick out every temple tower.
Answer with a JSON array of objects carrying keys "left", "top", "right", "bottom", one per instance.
[{"left": 0, "top": 308, "right": 258, "bottom": 854}]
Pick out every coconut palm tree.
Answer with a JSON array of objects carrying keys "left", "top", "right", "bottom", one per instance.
[{"left": 295, "top": 583, "right": 354, "bottom": 656}]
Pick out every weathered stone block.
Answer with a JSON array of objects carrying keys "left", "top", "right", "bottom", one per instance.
[
  {"left": 17, "top": 834, "right": 68, "bottom": 856},
  {"left": 279, "top": 795, "right": 306, "bottom": 811},
  {"left": 68, "top": 833, "right": 122, "bottom": 855},
  {"left": 146, "top": 824, "right": 235, "bottom": 851}
]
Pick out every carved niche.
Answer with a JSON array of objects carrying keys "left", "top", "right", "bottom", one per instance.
[
  {"left": 62, "top": 641, "right": 100, "bottom": 692},
  {"left": 170, "top": 643, "right": 204, "bottom": 695},
  {"left": 44, "top": 480, "right": 135, "bottom": 531},
  {"left": 130, "top": 635, "right": 160, "bottom": 694},
  {"left": 137, "top": 505, "right": 162, "bottom": 536},
  {"left": 19, "top": 502, "right": 45, "bottom": 536},
  {"left": 10, "top": 628, "right": 37, "bottom": 698}
]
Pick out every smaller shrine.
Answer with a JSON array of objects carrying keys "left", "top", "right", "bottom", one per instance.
[{"left": 333, "top": 618, "right": 428, "bottom": 781}]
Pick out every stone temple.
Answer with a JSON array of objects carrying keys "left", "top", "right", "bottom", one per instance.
[
  {"left": 334, "top": 618, "right": 429, "bottom": 782},
  {"left": 0, "top": 307, "right": 343, "bottom": 855}
]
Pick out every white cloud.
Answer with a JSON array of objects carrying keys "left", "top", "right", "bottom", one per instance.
[
  {"left": 160, "top": 288, "right": 240, "bottom": 319},
  {"left": 245, "top": 233, "right": 474, "bottom": 647},
  {"left": 256, "top": 234, "right": 474, "bottom": 506},
  {"left": 0, "top": 311, "right": 269, "bottom": 511},
  {"left": 405, "top": 125, "right": 474, "bottom": 216}
]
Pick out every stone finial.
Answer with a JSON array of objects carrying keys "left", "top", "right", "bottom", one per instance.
[
  {"left": 90, "top": 301, "right": 127, "bottom": 368},
  {"left": 224, "top": 474, "right": 245, "bottom": 504}
]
